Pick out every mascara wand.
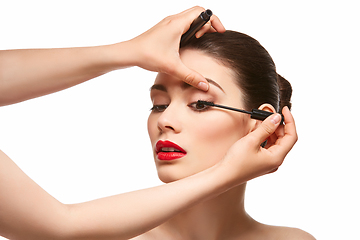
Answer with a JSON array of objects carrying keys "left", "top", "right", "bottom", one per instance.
[{"left": 197, "top": 101, "right": 284, "bottom": 124}]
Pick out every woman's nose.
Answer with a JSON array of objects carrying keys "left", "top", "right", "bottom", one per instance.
[{"left": 157, "top": 104, "right": 182, "bottom": 134}]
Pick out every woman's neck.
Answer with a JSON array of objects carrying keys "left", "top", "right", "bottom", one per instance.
[{"left": 160, "top": 183, "right": 257, "bottom": 240}]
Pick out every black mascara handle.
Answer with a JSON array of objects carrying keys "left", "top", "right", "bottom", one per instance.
[
  {"left": 180, "top": 9, "right": 212, "bottom": 47},
  {"left": 251, "top": 109, "right": 284, "bottom": 125}
]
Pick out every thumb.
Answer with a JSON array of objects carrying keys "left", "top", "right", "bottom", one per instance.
[
  {"left": 249, "top": 113, "right": 282, "bottom": 147},
  {"left": 172, "top": 61, "right": 209, "bottom": 91}
]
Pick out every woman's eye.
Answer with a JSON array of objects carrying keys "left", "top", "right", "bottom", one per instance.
[
  {"left": 150, "top": 105, "right": 168, "bottom": 112},
  {"left": 189, "top": 101, "right": 211, "bottom": 112}
]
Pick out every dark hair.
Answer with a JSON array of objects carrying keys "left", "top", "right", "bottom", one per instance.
[{"left": 181, "top": 30, "right": 292, "bottom": 112}]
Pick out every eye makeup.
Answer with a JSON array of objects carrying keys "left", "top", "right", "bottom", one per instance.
[
  {"left": 150, "top": 100, "right": 213, "bottom": 113},
  {"left": 188, "top": 101, "right": 212, "bottom": 112},
  {"left": 150, "top": 104, "right": 168, "bottom": 112},
  {"left": 197, "top": 101, "right": 284, "bottom": 124}
]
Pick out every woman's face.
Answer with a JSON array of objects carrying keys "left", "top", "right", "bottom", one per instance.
[{"left": 148, "top": 49, "right": 254, "bottom": 183}]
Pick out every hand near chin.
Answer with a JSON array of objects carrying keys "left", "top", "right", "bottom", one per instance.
[
  {"left": 127, "top": 6, "right": 225, "bottom": 91},
  {"left": 221, "top": 107, "right": 298, "bottom": 185}
]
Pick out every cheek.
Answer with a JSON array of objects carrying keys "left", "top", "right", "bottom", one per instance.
[
  {"left": 191, "top": 113, "right": 249, "bottom": 164},
  {"left": 147, "top": 115, "right": 158, "bottom": 144}
]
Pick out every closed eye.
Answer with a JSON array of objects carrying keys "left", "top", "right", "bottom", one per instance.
[
  {"left": 150, "top": 105, "right": 168, "bottom": 113},
  {"left": 151, "top": 101, "right": 213, "bottom": 113}
]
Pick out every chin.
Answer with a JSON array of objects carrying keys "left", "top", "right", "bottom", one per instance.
[
  {"left": 155, "top": 156, "right": 222, "bottom": 183},
  {"left": 157, "top": 170, "right": 187, "bottom": 183},
  {"left": 156, "top": 165, "right": 199, "bottom": 183},
  {"left": 158, "top": 176, "right": 176, "bottom": 184}
]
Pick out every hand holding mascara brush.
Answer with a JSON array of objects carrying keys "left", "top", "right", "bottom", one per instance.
[
  {"left": 197, "top": 101, "right": 285, "bottom": 125},
  {"left": 182, "top": 10, "right": 284, "bottom": 125}
]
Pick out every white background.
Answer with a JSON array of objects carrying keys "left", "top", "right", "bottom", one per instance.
[{"left": 0, "top": 1, "right": 359, "bottom": 239}]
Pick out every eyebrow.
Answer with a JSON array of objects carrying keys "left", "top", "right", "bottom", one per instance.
[{"left": 150, "top": 78, "right": 225, "bottom": 93}]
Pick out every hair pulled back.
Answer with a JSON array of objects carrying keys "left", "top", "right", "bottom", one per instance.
[{"left": 181, "top": 30, "right": 292, "bottom": 112}]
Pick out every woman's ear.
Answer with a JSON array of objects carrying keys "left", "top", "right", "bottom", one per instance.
[{"left": 250, "top": 103, "right": 277, "bottom": 132}]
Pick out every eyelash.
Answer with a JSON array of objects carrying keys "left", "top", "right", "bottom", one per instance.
[
  {"left": 150, "top": 105, "right": 168, "bottom": 112},
  {"left": 150, "top": 100, "right": 214, "bottom": 113},
  {"left": 189, "top": 100, "right": 213, "bottom": 112}
]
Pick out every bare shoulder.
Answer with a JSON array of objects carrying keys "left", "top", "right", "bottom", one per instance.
[
  {"left": 263, "top": 225, "right": 316, "bottom": 240},
  {"left": 280, "top": 227, "right": 315, "bottom": 239},
  {"left": 131, "top": 223, "right": 316, "bottom": 240}
]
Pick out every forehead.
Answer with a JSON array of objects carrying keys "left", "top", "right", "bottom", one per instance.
[
  {"left": 151, "top": 77, "right": 224, "bottom": 93},
  {"left": 153, "top": 49, "right": 238, "bottom": 94}
]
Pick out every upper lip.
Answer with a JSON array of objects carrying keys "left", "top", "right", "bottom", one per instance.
[{"left": 155, "top": 140, "right": 187, "bottom": 154}]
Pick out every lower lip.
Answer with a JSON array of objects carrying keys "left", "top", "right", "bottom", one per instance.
[{"left": 157, "top": 152, "right": 186, "bottom": 161}]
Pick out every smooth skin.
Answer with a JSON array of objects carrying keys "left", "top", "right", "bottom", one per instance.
[
  {"left": 135, "top": 49, "right": 313, "bottom": 239},
  {"left": 0, "top": 6, "right": 300, "bottom": 240},
  {"left": 0, "top": 7, "right": 222, "bottom": 106}
]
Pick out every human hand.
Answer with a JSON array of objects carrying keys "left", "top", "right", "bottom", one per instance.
[
  {"left": 128, "top": 6, "right": 225, "bottom": 91},
  {"left": 220, "top": 107, "right": 298, "bottom": 186}
]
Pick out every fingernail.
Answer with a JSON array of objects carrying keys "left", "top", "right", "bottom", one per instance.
[
  {"left": 197, "top": 81, "right": 209, "bottom": 91},
  {"left": 270, "top": 114, "right": 281, "bottom": 124}
]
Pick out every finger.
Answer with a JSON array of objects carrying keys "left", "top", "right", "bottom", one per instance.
[
  {"left": 247, "top": 113, "right": 282, "bottom": 148},
  {"left": 177, "top": 6, "right": 206, "bottom": 34},
  {"left": 179, "top": 7, "right": 225, "bottom": 36},
  {"left": 195, "top": 14, "right": 225, "bottom": 38},
  {"left": 169, "top": 60, "right": 209, "bottom": 91},
  {"left": 265, "top": 133, "right": 276, "bottom": 149},
  {"left": 179, "top": 6, "right": 205, "bottom": 15},
  {"left": 275, "top": 122, "right": 285, "bottom": 138},
  {"left": 267, "top": 107, "right": 298, "bottom": 157},
  {"left": 280, "top": 106, "right": 298, "bottom": 147},
  {"left": 209, "top": 14, "right": 226, "bottom": 33},
  {"left": 265, "top": 124, "right": 284, "bottom": 149},
  {"left": 283, "top": 106, "right": 296, "bottom": 131},
  {"left": 195, "top": 22, "right": 213, "bottom": 38}
]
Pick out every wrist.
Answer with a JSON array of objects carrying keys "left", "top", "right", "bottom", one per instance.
[
  {"left": 99, "top": 41, "right": 138, "bottom": 71},
  {"left": 211, "top": 157, "right": 249, "bottom": 191},
  {"left": 196, "top": 160, "right": 243, "bottom": 199}
]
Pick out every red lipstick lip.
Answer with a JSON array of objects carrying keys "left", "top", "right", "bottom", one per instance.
[
  {"left": 155, "top": 140, "right": 187, "bottom": 161},
  {"left": 155, "top": 140, "right": 187, "bottom": 154}
]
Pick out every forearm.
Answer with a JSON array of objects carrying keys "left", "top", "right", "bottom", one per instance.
[
  {"left": 0, "top": 110, "right": 294, "bottom": 239},
  {"left": 0, "top": 42, "right": 134, "bottom": 106},
  {"left": 0, "top": 149, "right": 233, "bottom": 240},
  {"left": 0, "top": 150, "right": 70, "bottom": 240},
  {"left": 66, "top": 163, "right": 232, "bottom": 240}
]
